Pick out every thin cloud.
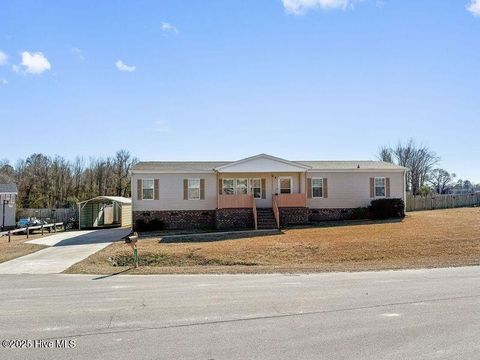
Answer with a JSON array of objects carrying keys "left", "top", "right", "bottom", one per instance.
[
  {"left": 153, "top": 120, "right": 170, "bottom": 133},
  {"left": 16, "top": 51, "right": 52, "bottom": 74},
  {"left": 0, "top": 51, "right": 8, "bottom": 66},
  {"left": 71, "top": 47, "right": 85, "bottom": 61},
  {"left": 115, "top": 60, "right": 136, "bottom": 72},
  {"left": 0, "top": 79, "right": 7, "bottom": 85},
  {"left": 161, "top": 22, "right": 179, "bottom": 34},
  {"left": 282, "top": 0, "right": 357, "bottom": 14},
  {"left": 467, "top": 0, "right": 480, "bottom": 16}
]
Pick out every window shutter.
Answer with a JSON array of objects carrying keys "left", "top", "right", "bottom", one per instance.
[
  {"left": 386, "top": 177, "right": 391, "bottom": 198},
  {"left": 218, "top": 178, "right": 223, "bottom": 195},
  {"left": 137, "top": 179, "right": 142, "bottom": 200},
  {"left": 323, "top": 178, "right": 328, "bottom": 198},
  {"left": 307, "top": 178, "right": 312, "bottom": 198},
  {"left": 370, "top": 178, "right": 375, "bottom": 198},
  {"left": 183, "top": 179, "right": 188, "bottom": 200},
  {"left": 154, "top": 179, "right": 160, "bottom": 200},
  {"left": 261, "top": 179, "right": 266, "bottom": 199},
  {"left": 200, "top": 179, "right": 205, "bottom": 200}
]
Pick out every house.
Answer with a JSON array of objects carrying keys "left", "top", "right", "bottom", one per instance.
[
  {"left": 130, "top": 154, "right": 408, "bottom": 230},
  {"left": 0, "top": 183, "right": 18, "bottom": 231}
]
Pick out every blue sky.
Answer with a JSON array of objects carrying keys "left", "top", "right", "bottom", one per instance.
[{"left": 1, "top": 0, "right": 479, "bottom": 181}]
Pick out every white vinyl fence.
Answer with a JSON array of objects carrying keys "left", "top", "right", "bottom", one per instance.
[
  {"left": 406, "top": 193, "right": 480, "bottom": 212},
  {"left": 17, "top": 208, "right": 77, "bottom": 222}
]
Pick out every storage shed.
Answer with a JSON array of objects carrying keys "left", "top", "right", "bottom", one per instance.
[{"left": 78, "top": 196, "right": 132, "bottom": 229}]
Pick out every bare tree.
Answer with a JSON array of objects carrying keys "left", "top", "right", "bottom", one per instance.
[
  {"left": 377, "top": 146, "right": 393, "bottom": 163},
  {"left": 2, "top": 150, "right": 138, "bottom": 209},
  {"left": 428, "top": 168, "right": 456, "bottom": 194},
  {"left": 378, "top": 139, "right": 439, "bottom": 195}
]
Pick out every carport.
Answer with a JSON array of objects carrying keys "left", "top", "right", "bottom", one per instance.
[{"left": 78, "top": 196, "right": 132, "bottom": 230}]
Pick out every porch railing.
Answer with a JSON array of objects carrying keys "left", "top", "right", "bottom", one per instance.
[
  {"left": 273, "top": 193, "right": 307, "bottom": 208},
  {"left": 272, "top": 195, "right": 280, "bottom": 229},
  {"left": 218, "top": 194, "right": 254, "bottom": 209}
]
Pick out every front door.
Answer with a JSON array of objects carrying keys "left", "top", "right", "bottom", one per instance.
[{"left": 278, "top": 177, "right": 292, "bottom": 194}]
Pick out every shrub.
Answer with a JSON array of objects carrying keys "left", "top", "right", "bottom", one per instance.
[
  {"left": 349, "top": 207, "right": 369, "bottom": 220},
  {"left": 368, "top": 198, "right": 405, "bottom": 220}
]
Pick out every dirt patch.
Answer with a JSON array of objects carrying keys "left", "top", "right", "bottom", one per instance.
[{"left": 65, "top": 208, "right": 480, "bottom": 274}]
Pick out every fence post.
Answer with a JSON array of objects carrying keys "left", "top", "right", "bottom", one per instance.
[
  {"left": 8, "top": 231, "right": 11, "bottom": 243},
  {"left": 41, "top": 225, "right": 44, "bottom": 236},
  {"left": 26, "top": 226, "right": 29, "bottom": 239}
]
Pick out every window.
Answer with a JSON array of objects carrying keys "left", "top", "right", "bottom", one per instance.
[
  {"left": 375, "top": 177, "right": 386, "bottom": 197},
  {"left": 188, "top": 179, "right": 201, "bottom": 200},
  {"left": 312, "top": 178, "right": 323, "bottom": 198},
  {"left": 279, "top": 177, "right": 292, "bottom": 194},
  {"left": 142, "top": 179, "right": 154, "bottom": 200},
  {"left": 236, "top": 179, "right": 248, "bottom": 195},
  {"left": 222, "top": 179, "right": 235, "bottom": 195},
  {"left": 251, "top": 179, "right": 262, "bottom": 199}
]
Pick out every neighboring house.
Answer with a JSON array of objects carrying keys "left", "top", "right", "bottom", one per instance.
[
  {"left": 0, "top": 183, "right": 18, "bottom": 231},
  {"left": 130, "top": 154, "right": 408, "bottom": 230}
]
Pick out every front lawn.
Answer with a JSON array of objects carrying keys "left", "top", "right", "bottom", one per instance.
[
  {"left": 0, "top": 232, "right": 49, "bottom": 263},
  {"left": 65, "top": 208, "right": 480, "bottom": 274}
]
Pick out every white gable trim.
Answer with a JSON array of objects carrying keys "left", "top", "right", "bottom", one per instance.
[{"left": 214, "top": 154, "right": 311, "bottom": 173}]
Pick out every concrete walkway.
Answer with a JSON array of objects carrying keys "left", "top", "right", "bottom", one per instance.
[{"left": 0, "top": 228, "right": 130, "bottom": 274}]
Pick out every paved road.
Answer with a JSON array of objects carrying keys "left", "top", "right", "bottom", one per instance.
[
  {"left": 0, "top": 267, "right": 479, "bottom": 359},
  {"left": 0, "top": 228, "right": 130, "bottom": 274}
]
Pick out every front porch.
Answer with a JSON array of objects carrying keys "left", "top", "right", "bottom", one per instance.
[{"left": 214, "top": 154, "right": 312, "bottom": 229}]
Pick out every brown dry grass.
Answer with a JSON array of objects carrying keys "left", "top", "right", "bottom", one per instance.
[
  {"left": 65, "top": 208, "right": 480, "bottom": 274},
  {"left": 0, "top": 232, "right": 52, "bottom": 263}
]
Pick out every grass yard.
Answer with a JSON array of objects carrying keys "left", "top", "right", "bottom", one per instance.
[
  {"left": 0, "top": 232, "right": 52, "bottom": 264},
  {"left": 65, "top": 208, "right": 480, "bottom": 274}
]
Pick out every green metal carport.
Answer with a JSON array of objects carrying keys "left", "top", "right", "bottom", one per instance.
[{"left": 78, "top": 196, "right": 132, "bottom": 229}]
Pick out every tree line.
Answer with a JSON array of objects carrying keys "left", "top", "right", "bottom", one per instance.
[
  {"left": 378, "top": 139, "right": 479, "bottom": 196},
  {"left": 0, "top": 142, "right": 478, "bottom": 209},
  {"left": 0, "top": 150, "right": 137, "bottom": 209}
]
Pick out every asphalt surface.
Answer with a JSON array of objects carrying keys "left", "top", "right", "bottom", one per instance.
[
  {"left": 0, "top": 267, "right": 479, "bottom": 359},
  {"left": 0, "top": 228, "right": 130, "bottom": 274}
]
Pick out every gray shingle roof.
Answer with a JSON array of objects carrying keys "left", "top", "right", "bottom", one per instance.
[
  {"left": 297, "top": 161, "right": 407, "bottom": 170},
  {"left": 132, "top": 161, "right": 230, "bottom": 171},
  {"left": 0, "top": 183, "right": 18, "bottom": 194},
  {"left": 132, "top": 160, "right": 406, "bottom": 172}
]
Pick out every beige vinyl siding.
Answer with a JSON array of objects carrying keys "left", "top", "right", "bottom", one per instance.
[
  {"left": 132, "top": 173, "right": 218, "bottom": 211},
  {"left": 307, "top": 171, "right": 405, "bottom": 209}
]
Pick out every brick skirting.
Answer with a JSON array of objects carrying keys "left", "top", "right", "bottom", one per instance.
[
  {"left": 308, "top": 208, "right": 367, "bottom": 222},
  {"left": 133, "top": 210, "right": 216, "bottom": 231},
  {"left": 133, "top": 207, "right": 368, "bottom": 231},
  {"left": 216, "top": 208, "right": 254, "bottom": 230},
  {"left": 279, "top": 207, "right": 310, "bottom": 227}
]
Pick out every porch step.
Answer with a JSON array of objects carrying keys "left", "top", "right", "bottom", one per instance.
[{"left": 256, "top": 208, "right": 277, "bottom": 229}]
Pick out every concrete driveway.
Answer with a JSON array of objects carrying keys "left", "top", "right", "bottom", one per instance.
[{"left": 0, "top": 228, "right": 130, "bottom": 274}]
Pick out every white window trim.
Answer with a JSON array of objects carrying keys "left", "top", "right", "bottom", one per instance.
[
  {"left": 278, "top": 176, "right": 293, "bottom": 195},
  {"left": 374, "top": 177, "right": 386, "bottom": 198},
  {"left": 311, "top": 177, "right": 324, "bottom": 199},
  {"left": 222, "top": 178, "right": 235, "bottom": 195},
  {"left": 235, "top": 178, "right": 249, "bottom": 195},
  {"left": 251, "top": 178, "right": 262, "bottom": 199},
  {"left": 142, "top": 179, "right": 155, "bottom": 201},
  {"left": 187, "top": 178, "right": 201, "bottom": 201}
]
